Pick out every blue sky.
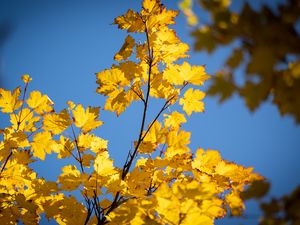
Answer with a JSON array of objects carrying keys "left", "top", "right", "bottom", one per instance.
[{"left": 0, "top": 0, "right": 299, "bottom": 224}]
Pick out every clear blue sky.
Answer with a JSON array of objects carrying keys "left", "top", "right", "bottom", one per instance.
[{"left": 0, "top": 0, "right": 299, "bottom": 224}]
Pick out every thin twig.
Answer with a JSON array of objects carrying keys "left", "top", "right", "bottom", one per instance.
[
  {"left": 71, "top": 125, "right": 85, "bottom": 173},
  {"left": 130, "top": 86, "right": 145, "bottom": 104},
  {"left": 16, "top": 83, "right": 29, "bottom": 130},
  {"left": 0, "top": 152, "right": 12, "bottom": 176}
]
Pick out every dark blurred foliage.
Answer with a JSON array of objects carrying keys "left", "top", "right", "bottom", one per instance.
[
  {"left": 181, "top": 0, "right": 300, "bottom": 123},
  {"left": 0, "top": 21, "right": 13, "bottom": 87},
  {"left": 259, "top": 185, "right": 300, "bottom": 225},
  {"left": 240, "top": 181, "right": 300, "bottom": 224}
]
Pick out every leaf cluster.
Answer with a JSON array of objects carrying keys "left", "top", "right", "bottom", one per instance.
[
  {"left": 0, "top": 1, "right": 263, "bottom": 224},
  {"left": 180, "top": 0, "right": 300, "bottom": 123}
]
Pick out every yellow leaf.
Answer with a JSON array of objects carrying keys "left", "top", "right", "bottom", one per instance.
[
  {"left": 163, "top": 62, "right": 209, "bottom": 86},
  {"left": 3, "top": 127, "right": 30, "bottom": 149},
  {"left": 67, "top": 100, "right": 75, "bottom": 110},
  {"left": 10, "top": 108, "right": 40, "bottom": 132},
  {"left": 162, "top": 63, "right": 183, "bottom": 85},
  {"left": 0, "top": 87, "right": 22, "bottom": 113},
  {"left": 104, "top": 90, "right": 126, "bottom": 115},
  {"left": 72, "top": 104, "right": 103, "bottom": 132},
  {"left": 192, "top": 149, "right": 221, "bottom": 174},
  {"left": 150, "top": 73, "right": 175, "bottom": 99},
  {"left": 182, "top": 213, "right": 213, "bottom": 225},
  {"left": 165, "top": 130, "right": 191, "bottom": 157},
  {"left": 225, "top": 192, "right": 245, "bottom": 216},
  {"left": 144, "top": 121, "right": 164, "bottom": 144},
  {"left": 142, "top": 0, "right": 159, "bottom": 14},
  {"left": 77, "top": 133, "right": 108, "bottom": 153},
  {"left": 26, "top": 91, "right": 54, "bottom": 114},
  {"left": 81, "top": 154, "right": 94, "bottom": 168},
  {"left": 58, "top": 165, "right": 82, "bottom": 191},
  {"left": 94, "top": 151, "right": 116, "bottom": 176},
  {"left": 167, "top": 130, "right": 190, "bottom": 148},
  {"left": 215, "top": 160, "right": 262, "bottom": 185},
  {"left": 159, "top": 42, "right": 189, "bottom": 64},
  {"left": 154, "top": 183, "right": 180, "bottom": 224},
  {"left": 52, "top": 135, "right": 74, "bottom": 159},
  {"left": 150, "top": 27, "right": 189, "bottom": 64},
  {"left": 21, "top": 74, "right": 32, "bottom": 84},
  {"left": 151, "top": 26, "right": 180, "bottom": 45},
  {"left": 146, "top": 7, "right": 178, "bottom": 30},
  {"left": 13, "top": 150, "right": 35, "bottom": 165},
  {"left": 125, "top": 167, "right": 152, "bottom": 197},
  {"left": 136, "top": 141, "right": 156, "bottom": 154},
  {"left": 117, "top": 61, "right": 144, "bottom": 81},
  {"left": 179, "top": 88, "right": 205, "bottom": 116},
  {"left": 114, "top": 9, "right": 145, "bottom": 33},
  {"left": 77, "top": 133, "right": 93, "bottom": 150},
  {"left": 90, "top": 136, "right": 108, "bottom": 153},
  {"left": 105, "top": 172, "right": 127, "bottom": 194},
  {"left": 43, "top": 109, "right": 71, "bottom": 134},
  {"left": 31, "top": 131, "right": 55, "bottom": 160},
  {"left": 201, "top": 199, "right": 225, "bottom": 218},
  {"left": 179, "top": 0, "right": 198, "bottom": 26},
  {"left": 114, "top": 35, "right": 135, "bottom": 61},
  {"left": 164, "top": 111, "right": 186, "bottom": 129},
  {"left": 53, "top": 196, "right": 87, "bottom": 225},
  {"left": 96, "top": 68, "right": 129, "bottom": 96}
]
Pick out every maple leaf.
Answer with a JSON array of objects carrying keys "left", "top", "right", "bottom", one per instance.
[
  {"left": 26, "top": 91, "right": 54, "bottom": 114},
  {"left": 114, "top": 9, "right": 145, "bottom": 33},
  {"left": 53, "top": 196, "right": 88, "bottom": 225},
  {"left": 164, "top": 111, "right": 186, "bottom": 129},
  {"left": 90, "top": 136, "right": 108, "bottom": 153},
  {"left": 165, "top": 129, "right": 191, "bottom": 157},
  {"left": 10, "top": 108, "right": 40, "bottom": 132},
  {"left": 192, "top": 149, "right": 221, "bottom": 174},
  {"left": 31, "top": 131, "right": 55, "bottom": 160},
  {"left": 126, "top": 167, "right": 152, "bottom": 197},
  {"left": 77, "top": 133, "right": 108, "bottom": 153},
  {"left": 142, "top": 0, "right": 161, "bottom": 14},
  {"left": 114, "top": 35, "right": 135, "bottom": 61},
  {"left": 0, "top": 87, "right": 22, "bottom": 113},
  {"left": 52, "top": 135, "right": 74, "bottom": 159},
  {"left": 117, "top": 61, "right": 145, "bottom": 81},
  {"left": 179, "top": 88, "right": 205, "bottom": 116},
  {"left": 67, "top": 100, "right": 76, "bottom": 110},
  {"left": 144, "top": 121, "right": 165, "bottom": 145},
  {"left": 2, "top": 127, "right": 30, "bottom": 149},
  {"left": 150, "top": 27, "right": 189, "bottom": 64},
  {"left": 21, "top": 74, "right": 32, "bottom": 84},
  {"left": 96, "top": 68, "right": 130, "bottom": 96},
  {"left": 225, "top": 192, "right": 245, "bottom": 216},
  {"left": 103, "top": 90, "right": 128, "bottom": 116},
  {"left": 81, "top": 154, "right": 94, "bottom": 168},
  {"left": 72, "top": 104, "right": 103, "bottom": 133},
  {"left": 150, "top": 73, "right": 175, "bottom": 99},
  {"left": 163, "top": 62, "right": 209, "bottom": 86},
  {"left": 43, "top": 109, "right": 71, "bottom": 134},
  {"left": 154, "top": 183, "right": 181, "bottom": 224},
  {"left": 151, "top": 26, "right": 179, "bottom": 45},
  {"left": 146, "top": 6, "right": 178, "bottom": 30},
  {"left": 94, "top": 151, "right": 116, "bottom": 176},
  {"left": 58, "top": 165, "right": 82, "bottom": 191},
  {"left": 13, "top": 150, "right": 35, "bottom": 165}
]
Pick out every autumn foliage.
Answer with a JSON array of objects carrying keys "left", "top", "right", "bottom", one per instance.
[
  {"left": 0, "top": 0, "right": 262, "bottom": 224},
  {"left": 180, "top": 0, "right": 300, "bottom": 123}
]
